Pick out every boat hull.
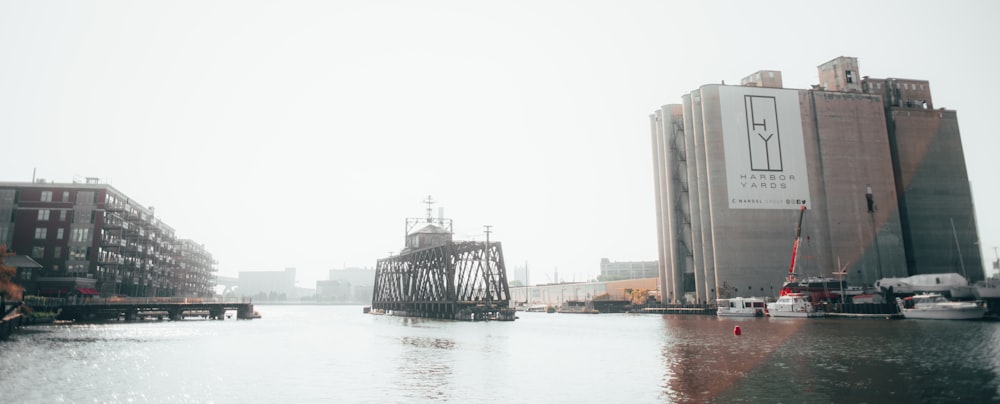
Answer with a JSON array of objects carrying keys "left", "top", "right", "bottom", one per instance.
[
  {"left": 973, "top": 280, "right": 1000, "bottom": 299},
  {"left": 900, "top": 308, "right": 984, "bottom": 320},
  {"left": 767, "top": 310, "right": 825, "bottom": 318},
  {"left": 896, "top": 293, "right": 986, "bottom": 320},
  {"left": 718, "top": 311, "right": 761, "bottom": 317}
]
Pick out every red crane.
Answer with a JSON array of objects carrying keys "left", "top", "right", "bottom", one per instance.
[{"left": 781, "top": 205, "right": 807, "bottom": 296}]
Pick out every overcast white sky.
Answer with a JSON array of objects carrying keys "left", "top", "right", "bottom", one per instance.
[{"left": 2, "top": 1, "right": 998, "bottom": 287}]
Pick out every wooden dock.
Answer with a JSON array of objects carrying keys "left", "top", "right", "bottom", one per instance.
[
  {"left": 637, "top": 305, "right": 717, "bottom": 315},
  {"left": 55, "top": 297, "right": 256, "bottom": 321}
]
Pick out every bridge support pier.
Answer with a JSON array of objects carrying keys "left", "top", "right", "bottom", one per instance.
[{"left": 236, "top": 305, "right": 255, "bottom": 319}]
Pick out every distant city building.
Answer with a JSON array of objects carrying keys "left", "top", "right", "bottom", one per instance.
[
  {"left": 599, "top": 258, "right": 658, "bottom": 281},
  {"left": 508, "top": 264, "right": 529, "bottom": 286},
  {"left": 239, "top": 267, "right": 299, "bottom": 300},
  {"left": 315, "top": 267, "right": 374, "bottom": 303},
  {"left": 315, "top": 280, "right": 352, "bottom": 302},
  {"left": 651, "top": 56, "right": 983, "bottom": 304},
  {"left": 0, "top": 178, "right": 216, "bottom": 297}
]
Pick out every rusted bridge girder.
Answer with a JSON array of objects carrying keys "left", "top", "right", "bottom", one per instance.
[{"left": 372, "top": 241, "right": 514, "bottom": 321}]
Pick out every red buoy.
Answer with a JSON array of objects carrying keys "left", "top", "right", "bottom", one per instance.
[{"left": 733, "top": 325, "right": 742, "bottom": 336}]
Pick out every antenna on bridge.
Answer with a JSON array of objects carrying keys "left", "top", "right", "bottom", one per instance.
[
  {"left": 423, "top": 195, "right": 435, "bottom": 223},
  {"left": 406, "top": 195, "right": 452, "bottom": 237}
]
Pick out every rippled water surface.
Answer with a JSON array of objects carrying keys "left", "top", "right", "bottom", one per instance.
[{"left": 2, "top": 305, "right": 1000, "bottom": 403}]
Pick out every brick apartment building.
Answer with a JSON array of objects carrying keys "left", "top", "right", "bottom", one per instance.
[{"left": 0, "top": 178, "right": 216, "bottom": 297}]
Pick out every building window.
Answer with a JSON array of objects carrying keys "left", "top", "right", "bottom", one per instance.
[
  {"left": 31, "top": 246, "right": 45, "bottom": 259},
  {"left": 38, "top": 209, "right": 50, "bottom": 221},
  {"left": 70, "top": 246, "right": 88, "bottom": 260},
  {"left": 17, "top": 267, "right": 32, "bottom": 280},
  {"left": 57, "top": 228, "right": 64, "bottom": 240},
  {"left": 54, "top": 246, "right": 62, "bottom": 259},
  {"left": 62, "top": 191, "right": 70, "bottom": 202},
  {"left": 59, "top": 210, "right": 67, "bottom": 221},
  {"left": 35, "top": 227, "right": 47, "bottom": 239},
  {"left": 77, "top": 191, "right": 94, "bottom": 204},
  {"left": 71, "top": 228, "right": 91, "bottom": 243},
  {"left": 67, "top": 263, "right": 87, "bottom": 274},
  {"left": 41, "top": 191, "right": 52, "bottom": 202},
  {"left": 845, "top": 70, "right": 854, "bottom": 84}
]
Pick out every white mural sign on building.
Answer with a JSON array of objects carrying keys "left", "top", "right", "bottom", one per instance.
[{"left": 719, "top": 86, "right": 811, "bottom": 209}]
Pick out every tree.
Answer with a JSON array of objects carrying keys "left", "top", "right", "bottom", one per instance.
[
  {"left": 0, "top": 245, "right": 23, "bottom": 301},
  {"left": 627, "top": 288, "right": 649, "bottom": 305}
]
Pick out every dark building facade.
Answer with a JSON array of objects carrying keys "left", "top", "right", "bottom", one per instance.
[
  {"left": 651, "top": 56, "right": 982, "bottom": 304},
  {"left": 862, "top": 75, "right": 980, "bottom": 276},
  {"left": 0, "top": 178, "right": 216, "bottom": 297}
]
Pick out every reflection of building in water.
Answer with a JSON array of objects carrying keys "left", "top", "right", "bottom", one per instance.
[
  {"left": 509, "top": 278, "right": 658, "bottom": 306},
  {"left": 652, "top": 56, "right": 982, "bottom": 304}
]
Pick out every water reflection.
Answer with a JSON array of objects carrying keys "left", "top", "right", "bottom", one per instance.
[
  {"left": 659, "top": 315, "right": 803, "bottom": 402},
  {"left": 395, "top": 329, "right": 456, "bottom": 400},
  {"left": 657, "top": 316, "right": 1000, "bottom": 402},
  {"left": 400, "top": 336, "right": 456, "bottom": 350}
]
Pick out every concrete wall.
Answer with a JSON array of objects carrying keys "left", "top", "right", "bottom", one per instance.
[
  {"left": 804, "top": 91, "right": 908, "bottom": 285},
  {"left": 889, "top": 108, "right": 983, "bottom": 279}
]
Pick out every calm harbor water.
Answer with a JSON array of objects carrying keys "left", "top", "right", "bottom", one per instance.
[{"left": 2, "top": 305, "right": 1000, "bottom": 403}]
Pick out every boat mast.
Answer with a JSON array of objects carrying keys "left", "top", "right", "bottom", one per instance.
[
  {"left": 950, "top": 218, "right": 967, "bottom": 278},
  {"left": 787, "top": 205, "right": 807, "bottom": 282}
]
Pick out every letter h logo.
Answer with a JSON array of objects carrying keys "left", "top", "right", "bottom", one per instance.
[{"left": 744, "top": 95, "right": 783, "bottom": 171}]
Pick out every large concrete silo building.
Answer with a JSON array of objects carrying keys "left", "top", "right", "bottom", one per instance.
[{"left": 651, "top": 56, "right": 982, "bottom": 304}]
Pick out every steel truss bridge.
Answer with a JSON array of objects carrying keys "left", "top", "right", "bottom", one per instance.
[{"left": 372, "top": 241, "right": 515, "bottom": 321}]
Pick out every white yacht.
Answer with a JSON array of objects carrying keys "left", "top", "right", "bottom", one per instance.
[
  {"left": 896, "top": 293, "right": 985, "bottom": 320},
  {"left": 972, "top": 278, "right": 1000, "bottom": 299},
  {"left": 876, "top": 273, "right": 973, "bottom": 299},
  {"left": 766, "top": 293, "right": 825, "bottom": 318},
  {"left": 716, "top": 297, "right": 766, "bottom": 317}
]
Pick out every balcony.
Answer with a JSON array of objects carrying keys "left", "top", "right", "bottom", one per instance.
[
  {"left": 100, "top": 236, "right": 127, "bottom": 247},
  {"left": 98, "top": 254, "right": 125, "bottom": 265},
  {"left": 105, "top": 202, "right": 126, "bottom": 212},
  {"left": 103, "top": 215, "right": 125, "bottom": 229}
]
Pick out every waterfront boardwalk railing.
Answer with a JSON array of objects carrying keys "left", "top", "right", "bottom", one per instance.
[{"left": 45, "top": 297, "right": 256, "bottom": 321}]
